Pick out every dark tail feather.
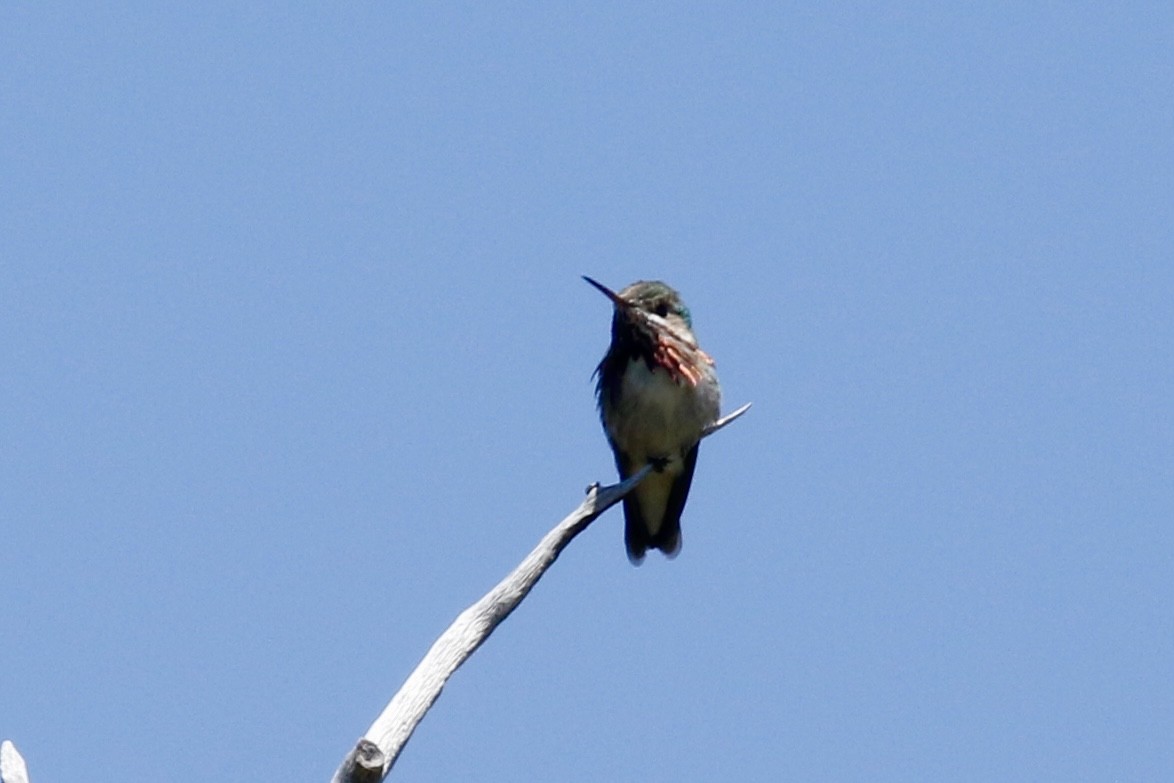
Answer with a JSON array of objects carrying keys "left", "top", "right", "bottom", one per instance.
[
  {"left": 652, "top": 443, "right": 698, "bottom": 559},
  {"left": 648, "top": 514, "right": 682, "bottom": 558},
  {"left": 623, "top": 494, "right": 682, "bottom": 564},
  {"left": 621, "top": 444, "right": 699, "bottom": 564},
  {"left": 623, "top": 496, "right": 650, "bottom": 565}
]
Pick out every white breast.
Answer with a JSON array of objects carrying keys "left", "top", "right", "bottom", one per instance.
[{"left": 605, "top": 358, "right": 721, "bottom": 468}]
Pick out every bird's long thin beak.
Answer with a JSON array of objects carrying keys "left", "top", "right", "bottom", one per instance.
[{"left": 582, "top": 276, "right": 630, "bottom": 309}]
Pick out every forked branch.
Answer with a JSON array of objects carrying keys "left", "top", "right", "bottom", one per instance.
[{"left": 331, "top": 402, "right": 751, "bottom": 782}]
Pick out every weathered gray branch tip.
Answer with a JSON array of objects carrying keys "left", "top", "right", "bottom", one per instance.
[
  {"left": 331, "top": 402, "right": 751, "bottom": 782},
  {"left": 1, "top": 741, "right": 30, "bottom": 783}
]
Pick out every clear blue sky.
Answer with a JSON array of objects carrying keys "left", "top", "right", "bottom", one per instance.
[{"left": 3, "top": 5, "right": 1172, "bottom": 781}]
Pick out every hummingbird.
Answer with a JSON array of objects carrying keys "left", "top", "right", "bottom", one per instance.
[{"left": 584, "top": 276, "right": 722, "bottom": 564}]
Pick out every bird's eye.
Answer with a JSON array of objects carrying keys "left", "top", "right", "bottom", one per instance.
[{"left": 654, "top": 303, "right": 669, "bottom": 317}]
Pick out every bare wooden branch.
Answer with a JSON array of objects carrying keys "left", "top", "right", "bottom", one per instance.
[
  {"left": 702, "top": 402, "right": 752, "bottom": 438},
  {"left": 1, "top": 741, "right": 30, "bottom": 783},
  {"left": 331, "top": 402, "right": 751, "bottom": 782}
]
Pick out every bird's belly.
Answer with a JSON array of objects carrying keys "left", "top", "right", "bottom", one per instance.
[{"left": 606, "top": 359, "right": 720, "bottom": 465}]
